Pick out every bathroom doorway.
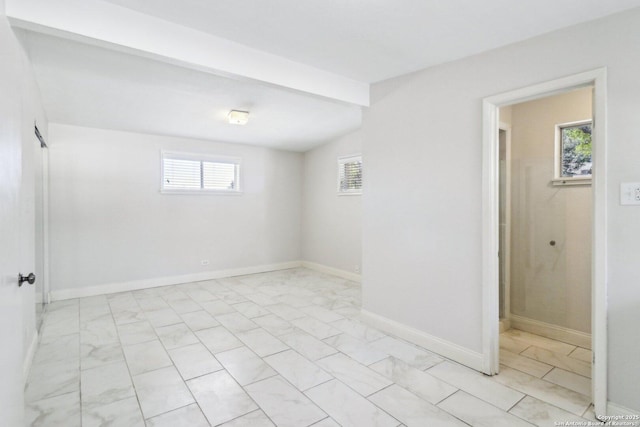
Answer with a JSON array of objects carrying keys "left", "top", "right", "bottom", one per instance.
[
  {"left": 497, "top": 88, "right": 594, "bottom": 414},
  {"left": 481, "top": 68, "right": 608, "bottom": 417},
  {"left": 499, "top": 88, "right": 593, "bottom": 345}
]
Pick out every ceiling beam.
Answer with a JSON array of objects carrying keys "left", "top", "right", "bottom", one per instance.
[{"left": 6, "top": 0, "right": 369, "bottom": 106}]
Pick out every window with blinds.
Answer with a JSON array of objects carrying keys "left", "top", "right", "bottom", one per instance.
[
  {"left": 162, "top": 151, "right": 241, "bottom": 193},
  {"left": 338, "top": 154, "right": 362, "bottom": 194}
]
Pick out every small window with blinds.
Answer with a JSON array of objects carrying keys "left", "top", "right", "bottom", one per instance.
[
  {"left": 161, "top": 151, "right": 241, "bottom": 193},
  {"left": 337, "top": 154, "right": 362, "bottom": 195}
]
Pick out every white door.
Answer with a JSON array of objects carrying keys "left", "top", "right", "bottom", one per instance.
[
  {"left": 1, "top": 16, "right": 32, "bottom": 427},
  {"left": 0, "top": 92, "right": 28, "bottom": 426}
]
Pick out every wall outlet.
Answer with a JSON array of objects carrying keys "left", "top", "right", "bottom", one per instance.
[
  {"left": 620, "top": 182, "right": 640, "bottom": 205},
  {"left": 354, "top": 264, "right": 361, "bottom": 273},
  {"left": 200, "top": 259, "right": 210, "bottom": 266}
]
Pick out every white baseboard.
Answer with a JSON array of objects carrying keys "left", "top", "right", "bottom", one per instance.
[
  {"left": 606, "top": 401, "right": 639, "bottom": 417},
  {"left": 23, "top": 330, "right": 38, "bottom": 383},
  {"left": 499, "top": 318, "right": 511, "bottom": 333},
  {"left": 510, "top": 314, "right": 592, "bottom": 349},
  {"left": 361, "top": 309, "right": 484, "bottom": 372},
  {"left": 50, "top": 261, "right": 303, "bottom": 301},
  {"left": 301, "top": 261, "right": 361, "bottom": 283}
]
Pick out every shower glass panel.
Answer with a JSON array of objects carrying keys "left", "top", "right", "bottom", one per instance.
[
  {"left": 511, "top": 158, "right": 565, "bottom": 325},
  {"left": 498, "top": 130, "right": 507, "bottom": 319}
]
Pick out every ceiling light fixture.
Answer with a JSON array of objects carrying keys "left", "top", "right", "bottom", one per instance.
[{"left": 228, "top": 110, "right": 249, "bottom": 125}]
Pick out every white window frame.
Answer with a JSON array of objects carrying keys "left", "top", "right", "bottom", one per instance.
[
  {"left": 552, "top": 119, "right": 592, "bottom": 186},
  {"left": 160, "top": 150, "right": 242, "bottom": 195},
  {"left": 337, "top": 154, "right": 362, "bottom": 195}
]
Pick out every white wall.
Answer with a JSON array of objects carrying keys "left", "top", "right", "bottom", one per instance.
[
  {"left": 48, "top": 124, "right": 302, "bottom": 294},
  {"left": 0, "top": 5, "right": 47, "bottom": 424},
  {"left": 509, "top": 89, "right": 592, "bottom": 334},
  {"left": 362, "top": 9, "right": 640, "bottom": 410},
  {"left": 302, "top": 130, "right": 362, "bottom": 275}
]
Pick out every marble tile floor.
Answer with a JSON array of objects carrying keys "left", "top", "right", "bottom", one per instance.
[{"left": 26, "top": 268, "right": 597, "bottom": 426}]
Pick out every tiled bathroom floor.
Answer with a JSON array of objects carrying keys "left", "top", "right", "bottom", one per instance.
[
  {"left": 500, "top": 329, "right": 592, "bottom": 393},
  {"left": 26, "top": 268, "right": 598, "bottom": 426}
]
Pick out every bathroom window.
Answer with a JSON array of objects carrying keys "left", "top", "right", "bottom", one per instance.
[
  {"left": 554, "top": 120, "right": 592, "bottom": 185},
  {"left": 338, "top": 154, "right": 362, "bottom": 194},
  {"left": 162, "top": 151, "right": 241, "bottom": 193}
]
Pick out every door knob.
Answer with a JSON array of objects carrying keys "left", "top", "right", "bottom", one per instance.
[{"left": 18, "top": 273, "right": 36, "bottom": 287}]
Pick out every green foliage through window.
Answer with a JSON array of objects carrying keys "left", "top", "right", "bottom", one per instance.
[{"left": 561, "top": 122, "right": 592, "bottom": 177}]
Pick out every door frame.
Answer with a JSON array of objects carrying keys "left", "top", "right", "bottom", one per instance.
[
  {"left": 34, "top": 124, "right": 51, "bottom": 306},
  {"left": 42, "top": 139, "right": 50, "bottom": 304},
  {"left": 481, "top": 68, "right": 607, "bottom": 416}
]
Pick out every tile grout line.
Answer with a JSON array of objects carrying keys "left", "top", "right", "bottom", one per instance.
[
  {"left": 133, "top": 282, "right": 228, "bottom": 425},
  {"left": 434, "top": 389, "right": 475, "bottom": 427},
  {"left": 97, "top": 293, "right": 148, "bottom": 424}
]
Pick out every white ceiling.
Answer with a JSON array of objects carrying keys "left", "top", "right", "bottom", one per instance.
[
  {"left": 21, "top": 32, "right": 361, "bottom": 152},
  {"left": 12, "top": 0, "right": 640, "bottom": 151},
  {"left": 101, "top": 0, "right": 640, "bottom": 83}
]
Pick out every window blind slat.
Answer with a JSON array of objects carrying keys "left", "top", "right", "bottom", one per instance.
[
  {"left": 163, "top": 158, "right": 201, "bottom": 189},
  {"left": 338, "top": 156, "right": 362, "bottom": 193},
  {"left": 203, "top": 161, "right": 236, "bottom": 190}
]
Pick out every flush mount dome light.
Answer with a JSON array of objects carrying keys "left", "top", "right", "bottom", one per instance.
[{"left": 228, "top": 110, "right": 249, "bottom": 125}]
